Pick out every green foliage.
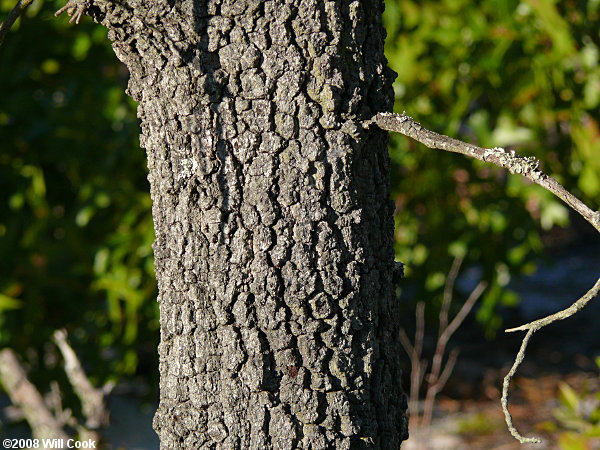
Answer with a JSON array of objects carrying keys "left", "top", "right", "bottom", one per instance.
[
  {"left": 548, "top": 361, "right": 600, "bottom": 449},
  {"left": 553, "top": 382, "right": 600, "bottom": 434},
  {"left": 456, "top": 412, "right": 498, "bottom": 436},
  {"left": 0, "top": 1, "right": 156, "bottom": 382},
  {"left": 384, "top": 0, "right": 599, "bottom": 330}
]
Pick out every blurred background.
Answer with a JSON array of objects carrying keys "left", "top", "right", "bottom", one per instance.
[{"left": 0, "top": 0, "right": 598, "bottom": 448}]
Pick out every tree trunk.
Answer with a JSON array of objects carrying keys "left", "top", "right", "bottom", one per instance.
[{"left": 92, "top": 0, "right": 407, "bottom": 447}]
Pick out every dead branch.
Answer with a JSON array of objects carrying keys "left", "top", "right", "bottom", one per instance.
[
  {"left": 368, "top": 111, "right": 600, "bottom": 444},
  {"left": 366, "top": 112, "right": 600, "bottom": 233}
]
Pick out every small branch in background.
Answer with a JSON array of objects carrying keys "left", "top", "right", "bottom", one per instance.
[
  {"left": 0, "top": 332, "right": 112, "bottom": 444},
  {"left": 369, "top": 111, "right": 600, "bottom": 444},
  {"left": 54, "top": 0, "right": 93, "bottom": 24},
  {"left": 439, "top": 257, "right": 463, "bottom": 332},
  {"left": 399, "top": 302, "right": 427, "bottom": 417},
  {"left": 422, "top": 276, "right": 487, "bottom": 430},
  {"left": 399, "top": 257, "right": 486, "bottom": 449},
  {"left": 46, "top": 381, "right": 78, "bottom": 429},
  {"left": 0, "top": 0, "right": 35, "bottom": 48},
  {"left": 0, "top": 348, "right": 70, "bottom": 441},
  {"left": 53, "top": 329, "right": 111, "bottom": 432}
]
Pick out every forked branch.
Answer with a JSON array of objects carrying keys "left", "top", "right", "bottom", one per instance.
[{"left": 367, "top": 111, "right": 600, "bottom": 444}]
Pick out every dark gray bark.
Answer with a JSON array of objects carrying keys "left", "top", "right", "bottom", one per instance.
[{"left": 91, "top": 0, "right": 407, "bottom": 447}]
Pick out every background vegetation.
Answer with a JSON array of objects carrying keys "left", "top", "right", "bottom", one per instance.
[
  {"left": 0, "top": 0, "right": 598, "bottom": 423},
  {"left": 0, "top": 0, "right": 156, "bottom": 388},
  {"left": 384, "top": 0, "right": 599, "bottom": 332}
]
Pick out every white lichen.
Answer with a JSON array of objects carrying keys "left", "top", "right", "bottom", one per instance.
[{"left": 178, "top": 157, "right": 198, "bottom": 181}]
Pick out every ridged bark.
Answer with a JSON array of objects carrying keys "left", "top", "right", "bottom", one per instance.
[{"left": 93, "top": 0, "right": 407, "bottom": 447}]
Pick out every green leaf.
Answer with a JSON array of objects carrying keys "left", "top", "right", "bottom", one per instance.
[
  {"left": 0, "top": 294, "right": 22, "bottom": 311},
  {"left": 558, "top": 383, "right": 580, "bottom": 413}
]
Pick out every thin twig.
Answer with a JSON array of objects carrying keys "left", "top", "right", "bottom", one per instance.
[
  {"left": 501, "top": 277, "right": 600, "bottom": 443},
  {"left": 399, "top": 261, "right": 485, "bottom": 450},
  {"left": 399, "top": 328, "right": 423, "bottom": 417},
  {"left": 435, "top": 348, "right": 459, "bottom": 391},
  {"left": 415, "top": 301, "right": 425, "bottom": 376},
  {"left": 442, "top": 280, "right": 488, "bottom": 345},
  {"left": 501, "top": 329, "right": 539, "bottom": 444},
  {"left": 368, "top": 111, "right": 600, "bottom": 444},
  {"left": 399, "top": 302, "right": 427, "bottom": 416},
  {"left": 0, "top": 0, "right": 35, "bottom": 48},
  {"left": 439, "top": 256, "right": 463, "bottom": 332},
  {"left": 427, "top": 256, "right": 462, "bottom": 402}
]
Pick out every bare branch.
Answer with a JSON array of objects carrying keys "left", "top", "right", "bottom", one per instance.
[
  {"left": 0, "top": 349, "right": 70, "bottom": 440},
  {"left": 435, "top": 347, "right": 459, "bottom": 391},
  {"left": 501, "top": 329, "right": 540, "bottom": 444},
  {"left": 368, "top": 111, "right": 600, "bottom": 444},
  {"left": 439, "top": 256, "right": 463, "bottom": 333},
  {"left": 400, "top": 302, "right": 427, "bottom": 416},
  {"left": 422, "top": 279, "right": 486, "bottom": 433},
  {"left": 500, "top": 277, "right": 600, "bottom": 442},
  {"left": 367, "top": 112, "right": 600, "bottom": 233},
  {"left": 0, "top": 0, "right": 35, "bottom": 48},
  {"left": 399, "top": 328, "right": 415, "bottom": 355},
  {"left": 415, "top": 301, "right": 425, "bottom": 370},
  {"left": 55, "top": 0, "right": 92, "bottom": 24},
  {"left": 442, "top": 280, "right": 487, "bottom": 344},
  {"left": 53, "top": 329, "right": 110, "bottom": 430}
]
